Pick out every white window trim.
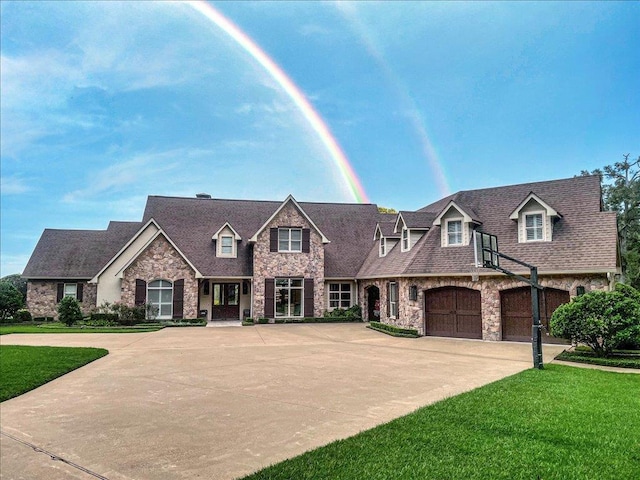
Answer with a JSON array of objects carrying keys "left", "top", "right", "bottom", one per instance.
[
  {"left": 389, "top": 282, "right": 398, "bottom": 319},
  {"left": 379, "top": 238, "right": 387, "bottom": 257},
  {"left": 278, "top": 228, "right": 303, "bottom": 253},
  {"left": 446, "top": 219, "right": 463, "bottom": 246},
  {"left": 64, "top": 283, "right": 77, "bottom": 299},
  {"left": 148, "top": 279, "right": 173, "bottom": 320},
  {"left": 524, "top": 211, "right": 545, "bottom": 242},
  {"left": 218, "top": 234, "right": 236, "bottom": 258},
  {"left": 401, "top": 228, "right": 410, "bottom": 252},
  {"left": 328, "top": 282, "right": 352, "bottom": 310},
  {"left": 275, "top": 278, "right": 304, "bottom": 317}
]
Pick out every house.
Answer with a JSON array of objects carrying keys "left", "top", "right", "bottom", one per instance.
[{"left": 23, "top": 175, "right": 620, "bottom": 342}]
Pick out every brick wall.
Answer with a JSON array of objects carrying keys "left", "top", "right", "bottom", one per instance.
[{"left": 26, "top": 281, "right": 97, "bottom": 319}]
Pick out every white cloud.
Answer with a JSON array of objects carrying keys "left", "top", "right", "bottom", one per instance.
[{"left": 0, "top": 175, "right": 32, "bottom": 195}]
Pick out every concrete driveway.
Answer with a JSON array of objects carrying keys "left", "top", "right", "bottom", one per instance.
[{"left": 0, "top": 324, "right": 565, "bottom": 480}]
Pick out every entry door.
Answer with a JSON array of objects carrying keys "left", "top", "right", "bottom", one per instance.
[{"left": 211, "top": 283, "right": 240, "bottom": 320}]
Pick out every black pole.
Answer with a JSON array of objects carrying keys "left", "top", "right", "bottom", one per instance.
[{"left": 531, "top": 266, "right": 543, "bottom": 369}]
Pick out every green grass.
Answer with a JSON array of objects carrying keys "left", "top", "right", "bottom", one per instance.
[
  {"left": 0, "top": 345, "right": 108, "bottom": 402},
  {"left": 241, "top": 365, "right": 640, "bottom": 480},
  {"left": 556, "top": 350, "right": 640, "bottom": 369},
  {"left": 0, "top": 323, "right": 164, "bottom": 335}
]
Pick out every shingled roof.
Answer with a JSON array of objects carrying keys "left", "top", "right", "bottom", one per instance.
[
  {"left": 142, "top": 196, "right": 380, "bottom": 278},
  {"left": 358, "top": 175, "right": 619, "bottom": 277},
  {"left": 23, "top": 221, "right": 142, "bottom": 279}
]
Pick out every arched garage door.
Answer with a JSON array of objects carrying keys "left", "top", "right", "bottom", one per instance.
[
  {"left": 500, "top": 287, "right": 570, "bottom": 343},
  {"left": 425, "top": 287, "right": 482, "bottom": 339}
]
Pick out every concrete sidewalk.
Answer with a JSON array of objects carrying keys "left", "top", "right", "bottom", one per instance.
[{"left": 1, "top": 325, "right": 566, "bottom": 480}]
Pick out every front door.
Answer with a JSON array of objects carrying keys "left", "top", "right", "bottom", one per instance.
[{"left": 211, "top": 283, "right": 240, "bottom": 320}]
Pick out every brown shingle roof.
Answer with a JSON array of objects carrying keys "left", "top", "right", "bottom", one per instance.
[
  {"left": 23, "top": 221, "right": 141, "bottom": 279},
  {"left": 398, "top": 211, "right": 437, "bottom": 229}
]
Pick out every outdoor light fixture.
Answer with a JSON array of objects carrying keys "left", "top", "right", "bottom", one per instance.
[
  {"left": 409, "top": 285, "right": 418, "bottom": 301},
  {"left": 576, "top": 286, "right": 586, "bottom": 296}
]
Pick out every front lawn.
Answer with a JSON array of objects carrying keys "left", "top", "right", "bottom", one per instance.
[
  {"left": 0, "top": 345, "right": 108, "bottom": 402},
  {"left": 0, "top": 323, "right": 164, "bottom": 335},
  {"left": 556, "top": 348, "right": 640, "bottom": 369},
  {"left": 242, "top": 365, "right": 639, "bottom": 480}
]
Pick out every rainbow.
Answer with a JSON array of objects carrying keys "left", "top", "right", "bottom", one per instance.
[{"left": 186, "top": 1, "right": 370, "bottom": 204}]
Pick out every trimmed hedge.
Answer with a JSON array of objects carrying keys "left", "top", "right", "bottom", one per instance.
[
  {"left": 367, "top": 321, "right": 420, "bottom": 338},
  {"left": 254, "top": 317, "right": 363, "bottom": 325},
  {"left": 555, "top": 350, "right": 640, "bottom": 369},
  {"left": 161, "top": 318, "right": 207, "bottom": 327}
]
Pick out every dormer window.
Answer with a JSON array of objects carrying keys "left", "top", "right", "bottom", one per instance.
[
  {"left": 213, "top": 222, "right": 241, "bottom": 258},
  {"left": 447, "top": 220, "right": 463, "bottom": 245},
  {"left": 401, "top": 228, "right": 410, "bottom": 251},
  {"left": 278, "top": 228, "right": 302, "bottom": 252},
  {"left": 525, "top": 213, "right": 543, "bottom": 241},
  {"left": 379, "top": 238, "right": 387, "bottom": 257},
  {"left": 220, "top": 236, "right": 234, "bottom": 255}
]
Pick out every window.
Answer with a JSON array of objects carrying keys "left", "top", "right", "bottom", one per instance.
[
  {"left": 402, "top": 228, "right": 409, "bottom": 251},
  {"left": 329, "top": 283, "right": 351, "bottom": 309},
  {"left": 379, "top": 238, "right": 386, "bottom": 257},
  {"left": 278, "top": 228, "right": 302, "bottom": 252},
  {"left": 220, "top": 235, "right": 233, "bottom": 255},
  {"left": 525, "top": 213, "right": 543, "bottom": 241},
  {"left": 275, "top": 278, "right": 303, "bottom": 317},
  {"left": 389, "top": 282, "right": 398, "bottom": 318},
  {"left": 447, "top": 220, "right": 463, "bottom": 245},
  {"left": 148, "top": 280, "right": 173, "bottom": 319},
  {"left": 64, "top": 283, "right": 77, "bottom": 299}
]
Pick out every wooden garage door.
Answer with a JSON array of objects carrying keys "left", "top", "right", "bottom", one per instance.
[
  {"left": 500, "top": 287, "right": 570, "bottom": 343},
  {"left": 425, "top": 287, "right": 482, "bottom": 339}
]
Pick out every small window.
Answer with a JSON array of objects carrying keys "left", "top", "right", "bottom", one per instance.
[
  {"left": 447, "top": 220, "right": 463, "bottom": 245},
  {"left": 220, "top": 236, "right": 233, "bottom": 255},
  {"left": 379, "top": 238, "right": 386, "bottom": 257},
  {"left": 402, "top": 228, "right": 409, "bottom": 251},
  {"left": 64, "top": 283, "right": 77, "bottom": 299},
  {"left": 278, "top": 228, "right": 302, "bottom": 252},
  {"left": 389, "top": 282, "right": 398, "bottom": 318},
  {"left": 525, "top": 214, "right": 543, "bottom": 241},
  {"left": 329, "top": 283, "right": 351, "bottom": 309}
]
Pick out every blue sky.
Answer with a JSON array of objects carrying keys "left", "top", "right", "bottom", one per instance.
[{"left": 1, "top": 1, "right": 639, "bottom": 276}]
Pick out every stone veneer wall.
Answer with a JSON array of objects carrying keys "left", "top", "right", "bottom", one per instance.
[
  {"left": 359, "top": 274, "right": 609, "bottom": 340},
  {"left": 27, "top": 281, "right": 97, "bottom": 319},
  {"left": 253, "top": 203, "right": 325, "bottom": 318},
  {"left": 121, "top": 235, "right": 198, "bottom": 318}
]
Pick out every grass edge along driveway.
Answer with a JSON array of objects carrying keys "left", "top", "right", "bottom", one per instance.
[
  {"left": 0, "top": 345, "right": 108, "bottom": 402},
  {"left": 0, "top": 324, "right": 163, "bottom": 335},
  {"left": 241, "top": 364, "right": 640, "bottom": 480}
]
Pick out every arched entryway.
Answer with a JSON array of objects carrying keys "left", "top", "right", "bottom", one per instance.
[
  {"left": 424, "top": 286, "right": 482, "bottom": 339},
  {"left": 500, "top": 286, "right": 570, "bottom": 343},
  {"left": 366, "top": 286, "right": 380, "bottom": 322}
]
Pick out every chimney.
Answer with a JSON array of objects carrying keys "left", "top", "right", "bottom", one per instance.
[{"left": 195, "top": 193, "right": 212, "bottom": 199}]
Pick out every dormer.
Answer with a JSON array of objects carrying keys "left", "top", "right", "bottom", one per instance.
[
  {"left": 433, "top": 201, "right": 481, "bottom": 247},
  {"left": 509, "top": 193, "right": 562, "bottom": 243},
  {"left": 393, "top": 212, "right": 433, "bottom": 252},
  {"left": 212, "top": 222, "right": 241, "bottom": 258},
  {"left": 374, "top": 222, "right": 400, "bottom": 257}
]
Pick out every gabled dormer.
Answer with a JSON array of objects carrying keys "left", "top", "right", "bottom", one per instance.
[
  {"left": 393, "top": 211, "right": 434, "bottom": 252},
  {"left": 509, "top": 192, "right": 562, "bottom": 243},
  {"left": 433, "top": 201, "right": 481, "bottom": 247},
  {"left": 212, "top": 222, "right": 241, "bottom": 258},
  {"left": 374, "top": 222, "right": 400, "bottom": 257}
]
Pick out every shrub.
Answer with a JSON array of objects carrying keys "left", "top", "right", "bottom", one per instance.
[
  {"left": 550, "top": 285, "right": 640, "bottom": 357},
  {"left": 58, "top": 297, "right": 83, "bottom": 326},
  {"left": 14, "top": 309, "right": 32, "bottom": 323},
  {"left": 0, "top": 281, "right": 24, "bottom": 320},
  {"left": 368, "top": 321, "right": 419, "bottom": 338},
  {"left": 323, "top": 304, "right": 362, "bottom": 319},
  {"left": 257, "top": 318, "right": 269, "bottom": 324},
  {"left": 95, "top": 301, "right": 151, "bottom": 325}
]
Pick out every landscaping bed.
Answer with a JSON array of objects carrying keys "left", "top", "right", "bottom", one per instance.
[
  {"left": 0, "top": 323, "right": 164, "bottom": 335},
  {"left": 243, "top": 317, "right": 363, "bottom": 325},
  {"left": 367, "top": 321, "right": 419, "bottom": 338},
  {"left": 556, "top": 347, "right": 640, "bottom": 369}
]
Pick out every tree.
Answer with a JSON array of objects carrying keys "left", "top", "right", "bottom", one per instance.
[
  {"left": 378, "top": 207, "right": 397, "bottom": 214},
  {"left": 57, "top": 296, "right": 83, "bottom": 326},
  {"left": 0, "top": 282, "right": 24, "bottom": 320},
  {"left": 1, "top": 274, "right": 27, "bottom": 303},
  {"left": 549, "top": 284, "right": 640, "bottom": 357},
  {"left": 582, "top": 154, "right": 640, "bottom": 288}
]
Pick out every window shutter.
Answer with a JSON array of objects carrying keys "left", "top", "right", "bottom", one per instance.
[
  {"left": 264, "top": 279, "right": 275, "bottom": 317},
  {"left": 135, "top": 279, "right": 147, "bottom": 306},
  {"left": 304, "top": 278, "right": 314, "bottom": 317},
  {"left": 56, "top": 283, "right": 64, "bottom": 303},
  {"left": 172, "top": 279, "right": 184, "bottom": 319},
  {"left": 270, "top": 228, "right": 278, "bottom": 252},
  {"left": 302, "top": 228, "right": 310, "bottom": 253},
  {"left": 77, "top": 283, "right": 84, "bottom": 302}
]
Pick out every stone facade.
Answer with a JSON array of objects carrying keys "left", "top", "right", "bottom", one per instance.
[
  {"left": 360, "top": 274, "right": 609, "bottom": 340},
  {"left": 121, "top": 235, "right": 198, "bottom": 319},
  {"left": 253, "top": 202, "right": 325, "bottom": 318},
  {"left": 26, "top": 280, "right": 97, "bottom": 319}
]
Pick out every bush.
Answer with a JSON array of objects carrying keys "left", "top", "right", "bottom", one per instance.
[
  {"left": 32, "top": 316, "right": 54, "bottom": 323},
  {"left": 94, "top": 301, "right": 150, "bottom": 325},
  {"left": 14, "top": 309, "right": 32, "bottom": 323},
  {"left": 0, "top": 281, "right": 24, "bottom": 320},
  {"left": 323, "top": 304, "right": 362, "bottom": 319},
  {"left": 58, "top": 297, "right": 83, "bottom": 326},
  {"left": 257, "top": 318, "right": 269, "bottom": 324},
  {"left": 368, "top": 321, "right": 419, "bottom": 338},
  {"left": 550, "top": 284, "right": 640, "bottom": 357}
]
